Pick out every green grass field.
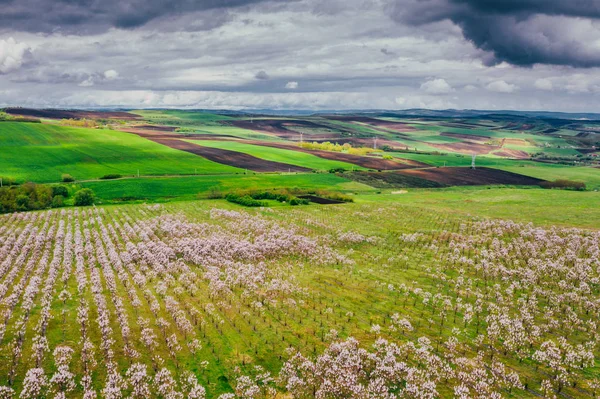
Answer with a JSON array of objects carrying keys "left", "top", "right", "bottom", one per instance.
[
  {"left": 359, "top": 187, "right": 600, "bottom": 228},
  {"left": 0, "top": 122, "right": 242, "bottom": 182},
  {"left": 81, "top": 173, "right": 375, "bottom": 201},
  {"left": 187, "top": 140, "right": 363, "bottom": 171},
  {"left": 497, "top": 165, "right": 600, "bottom": 189}
]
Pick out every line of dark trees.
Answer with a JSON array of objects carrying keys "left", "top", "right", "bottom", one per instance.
[{"left": 0, "top": 183, "right": 95, "bottom": 213}]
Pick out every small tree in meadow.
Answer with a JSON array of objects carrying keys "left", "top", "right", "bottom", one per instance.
[
  {"left": 74, "top": 189, "right": 95, "bottom": 206},
  {"left": 61, "top": 174, "right": 75, "bottom": 183}
]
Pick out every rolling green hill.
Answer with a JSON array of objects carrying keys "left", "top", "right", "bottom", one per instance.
[{"left": 0, "top": 122, "right": 241, "bottom": 182}]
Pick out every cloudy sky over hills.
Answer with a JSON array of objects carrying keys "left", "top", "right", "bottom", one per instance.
[{"left": 1, "top": 0, "right": 600, "bottom": 111}]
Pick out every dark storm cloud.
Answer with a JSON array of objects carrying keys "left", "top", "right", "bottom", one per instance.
[
  {"left": 0, "top": 0, "right": 292, "bottom": 33},
  {"left": 255, "top": 70, "right": 270, "bottom": 80},
  {"left": 389, "top": 0, "right": 600, "bottom": 67}
]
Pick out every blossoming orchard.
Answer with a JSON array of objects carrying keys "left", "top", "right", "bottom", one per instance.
[{"left": 0, "top": 201, "right": 598, "bottom": 398}]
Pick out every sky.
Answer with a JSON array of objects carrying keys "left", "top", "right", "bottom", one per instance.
[{"left": 1, "top": 0, "right": 600, "bottom": 111}]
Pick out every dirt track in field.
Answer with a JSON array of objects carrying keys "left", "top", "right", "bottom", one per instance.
[
  {"left": 397, "top": 167, "right": 543, "bottom": 186},
  {"left": 5, "top": 108, "right": 140, "bottom": 120},
  {"left": 124, "top": 129, "right": 310, "bottom": 172}
]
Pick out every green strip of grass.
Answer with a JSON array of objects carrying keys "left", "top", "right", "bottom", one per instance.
[
  {"left": 81, "top": 173, "right": 376, "bottom": 201},
  {"left": 187, "top": 140, "right": 363, "bottom": 171}
]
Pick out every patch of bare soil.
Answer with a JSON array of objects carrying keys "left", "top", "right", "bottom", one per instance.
[
  {"left": 397, "top": 167, "right": 543, "bottom": 186},
  {"left": 493, "top": 150, "right": 530, "bottom": 159},
  {"left": 503, "top": 138, "right": 531, "bottom": 146}
]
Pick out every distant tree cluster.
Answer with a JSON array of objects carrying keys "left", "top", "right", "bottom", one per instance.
[
  {"left": 299, "top": 141, "right": 378, "bottom": 156},
  {"left": 59, "top": 118, "right": 99, "bottom": 128}
]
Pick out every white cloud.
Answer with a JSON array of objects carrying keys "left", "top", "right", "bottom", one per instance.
[
  {"left": 104, "top": 69, "right": 119, "bottom": 80},
  {"left": 0, "top": 38, "right": 30, "bottom": 74},
  {"left": 285, "top": 81, "right": 299, "bottom": 89},
  {"left": 78, "top": 77, "right": 95, "bottom": 87},
  {"left": 534, "top": 78, "right": 553, "bottom": 91},
  {"left": 486, "top": 80, "right": 518, "bottom": 93},
  {"left": 420, "top": 78, "right": 453, "bottom": 94}
]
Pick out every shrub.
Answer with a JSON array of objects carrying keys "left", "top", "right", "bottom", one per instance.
[
  {"left": 540, "top": 179, "right": 586, "bottom": 191},
  {"left": 61, "top": 174, "right": 75, "bottom": 183},
  {"left": 289, "top": 198, "right": 309, "bottom": 206},
  {"left": 51, "top": 195, "right": 65, "bottom": 208},
  {"left": 206, "top": 186, "right": 224, "bottom": 199},
  {"left": 100, "top": 174, "right": 122, "bottom": 180},
  {"left": 225, "top": 194, "right": 266, "bottom": 207},
  {"left": 15, "top": 194, "right": 29, "bottom": 211},
  {"left": 329, "top": 168, "right": 346, "bottom": 174},
  {"left": 74, "top": 188, "right": 95, "bottom": 206},
  {"left": 250, "top": 191, "right": 293, "bottom": 202},
  {"left": 314, "top": 190, "right": 354, "bottom": 203},
  {"left": 52, "top": 185, "right": 69, "bottom": 198}
]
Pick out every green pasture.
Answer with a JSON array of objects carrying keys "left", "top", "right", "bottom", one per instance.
[
  {"left": 0, "top": 122, "right": 241, "bottom": 183},
  {"left": 359, "top": 187, "right": 600, "bottom": 228},
  {"left": 81, "top": 173, "right": 375, "bottom": 201}
]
